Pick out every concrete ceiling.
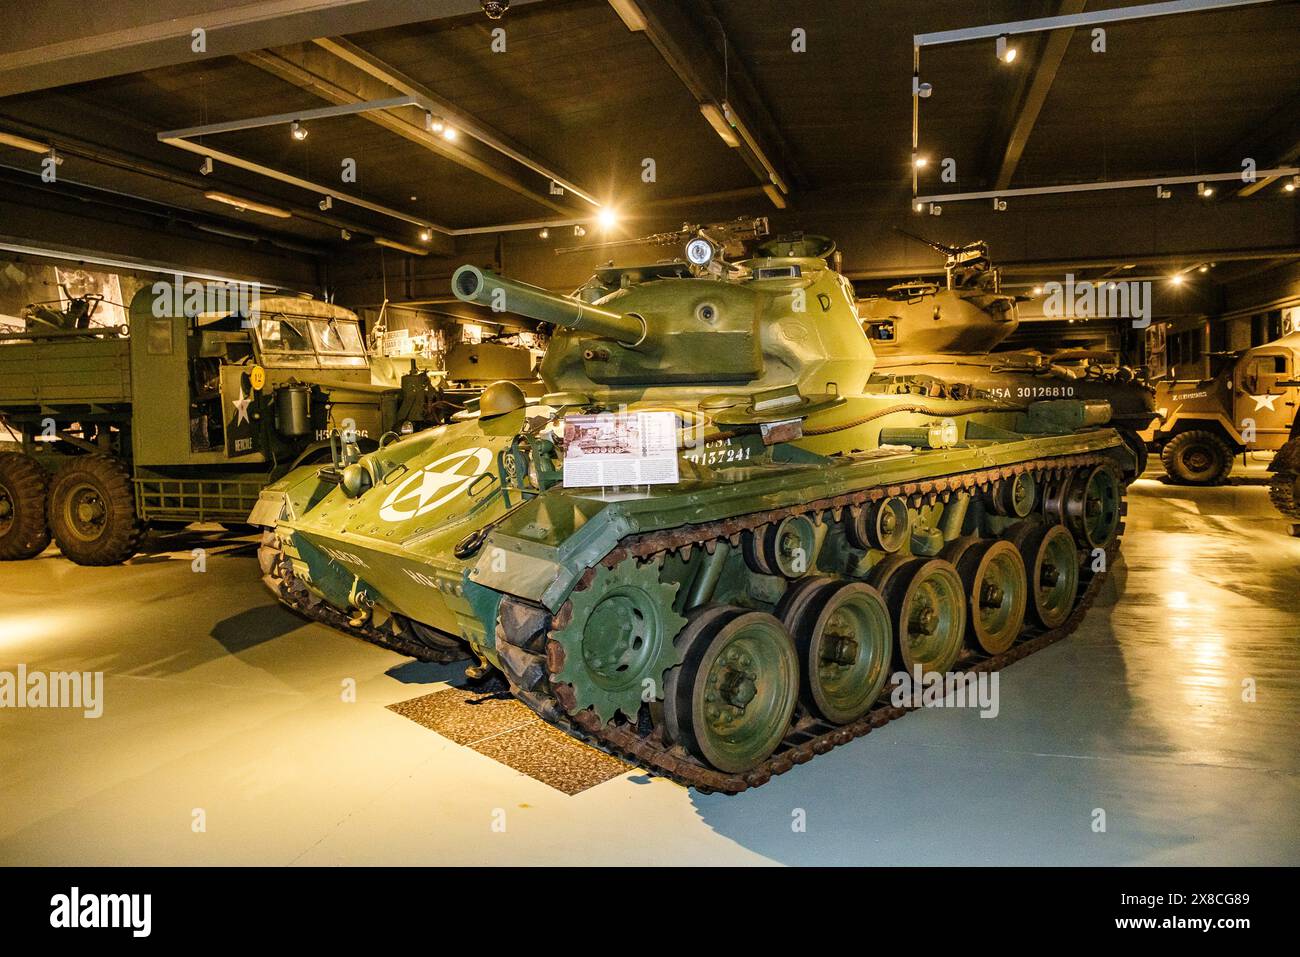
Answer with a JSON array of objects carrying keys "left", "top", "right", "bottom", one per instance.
[{"left": 0, "top": 0, "right": 1296, "bottom": 302}]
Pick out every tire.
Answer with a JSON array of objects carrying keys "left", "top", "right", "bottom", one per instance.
[
  {"left": 1268, "top": 438, "right": 1300, "bottom": 519},
  {"left": 1116, "top": 427, "right": 1149, "bottom": 480},
  {"left": 1160, "top": 430, "right": 1234, "bottom": 486},
  {"left": 0, "top": 452, "right": 51, "bottom": 560},
  {"left": 47, "top": 454, "right": 144, "bottom": 565}
]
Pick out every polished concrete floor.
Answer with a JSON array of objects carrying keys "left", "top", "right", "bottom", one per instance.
[{"left": 2, "top": 458, "right": 1298, "bottom": 866}]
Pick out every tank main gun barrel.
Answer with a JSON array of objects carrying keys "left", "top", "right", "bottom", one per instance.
[{"left": 452, "top": 265, "right": 645, "bottom": 346}]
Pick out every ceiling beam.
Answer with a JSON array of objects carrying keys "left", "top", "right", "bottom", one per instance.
[
  {"left": 611, "top": 0, "right": 801, "bottom": 205},
  {"left": 313, "top": 37, "right": 600, "bottom": 208},
  {"left": 991, "top": 0, "right": 1086, "bottom": 191},
  {"left": 240, "top": 45, "right": 584, "bottom": 221},
  {"left": 0, "top": 0, "right": 529, "bottom": 97}
]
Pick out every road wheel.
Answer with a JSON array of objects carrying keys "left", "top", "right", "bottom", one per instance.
[
  {"left": 1160, "top": 430, "right": 1233, "bottom": 485},
  {"left": 47, "top": 454, "right": 144, "bottom": 565},
  {"left": 1268, "top": 438, "right": 1300, "bottom": 520},
  {"left": 0, "top": 452, "right": 51, "bottom": 560}
]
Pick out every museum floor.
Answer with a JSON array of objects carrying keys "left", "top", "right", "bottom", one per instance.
[{"left": 2, "top": 457, "right": 1298, "bottom": 866}]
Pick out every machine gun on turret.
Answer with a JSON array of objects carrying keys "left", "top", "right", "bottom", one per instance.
[
  {"left": 895, "top": 229, "right": 995, "bottom": 292},
  {"left": 555, "top": 216, "right": 769, "bottom": 260}
]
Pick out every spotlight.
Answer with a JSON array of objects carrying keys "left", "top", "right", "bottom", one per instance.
[
  {"left": 538, "top": 227, "right": 549, "bottom": 239},
  {"left": 291, "top": 120, "right": 308, "bottom": 141},
  {"left": 481, "top": 0, "right": 509, "bottom": 18},
  {"left": 419, "top": 228, "right": 432, "bottom": 242},
  {"left": 319, "top": 195, "right": 333, "bottom": 211},
  {"left": 574, "top": 224, "right": 586, "bottom": 237},
  {"left": 340, "top": 228, "right": 352, "bottom": 240},
  {"left": 1198, "top": 181, "right": 1214, "bottom": 198},
  {"left": 1286, "top": 176, "right": 1298, "bottom": 193},
  {"left": 1198, "top": 264, "right": 1209, "bottom": 273},
  {"left": 442, "top": 126, "right": 457, "bottom": 141},
  {"left": 425, "top": 111, "right": 445, "bottom": 134},
  {"left": 1032, "top": 286, "right": 1043, "bottom": 295},
  {"left": 199, "top": 157, "right": 214, "bottom": 176},
  {"left": 914, "top": 201, "right": 924, "bottom": 212},
  {"left": 996, "top": 35, "right": 1018, "bottom": 63},
  {"left": 913, "top": 156, "right": 928, "bottom": 169},
  {"left": 1170, "top": 273, "right": 1185, "bottom": 286},
  {"left": 596, "top": 208, "right": 618, "bottom": 230}
]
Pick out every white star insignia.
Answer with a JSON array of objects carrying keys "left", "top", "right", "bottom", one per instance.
[
  {"left": 232, "top": 387, "right": 252, "bottom": 425},
  {"left": 1251, "top": 393, "right": 1278, "bottom": 412}
]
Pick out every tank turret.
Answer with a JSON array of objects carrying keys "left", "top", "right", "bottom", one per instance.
[{"left": 255, "top": 223, "right": 1135, "bottom": 791}]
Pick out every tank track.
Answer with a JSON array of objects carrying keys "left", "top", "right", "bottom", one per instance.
[
  {"left": 263, "top": 451, "right": 1123, "bottom": 793},
  {"left": 1268, "top": 439, "right": 1300, "bottom": 520},
  {"left": 502, "top": 451, "right": 1124, "bottom": 793}
]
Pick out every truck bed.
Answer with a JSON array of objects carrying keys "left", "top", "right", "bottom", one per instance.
[{"left": 0, "top": 338, "right": 131, "bottom": 406}]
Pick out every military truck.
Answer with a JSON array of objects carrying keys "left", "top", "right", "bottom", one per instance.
[
  {"left": 0, "top": 284, "right": 445, "bottom": 564},
  {"left": 1142, "top": 331, "right": 1300, "bottom": 485},
  {"left": 860, "top": 234, "right": 1158, "bottom": 478}
]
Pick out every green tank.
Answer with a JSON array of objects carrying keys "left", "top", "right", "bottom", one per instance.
[
  {"left": 256, "top": 232, "right": 1133, "bottom": 791},
  {"left": 861, "top": 233, "right": 1158, "bottom": 479}
]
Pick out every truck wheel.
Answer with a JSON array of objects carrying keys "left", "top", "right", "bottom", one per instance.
[
  {"left": 1116, "top": 428, "right": 1149, "bottom": 480},
  {"left": 47, "top": 454, "right": 144, "bottom": 565},
  {"left": 1269, "top": 438, "right": 1300, "bottom": 519},
  {"left": 1160, "top": 430, "right": 1233, "bottom": 486},
  {"left": 0, "top": 452, "right": 51, "bottom": 560}
]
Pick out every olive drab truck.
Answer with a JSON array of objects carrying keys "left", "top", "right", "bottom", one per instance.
[
  {"left": 1143, "top": 331, "right": 1300, "bottom": 485},
  {"left": 255, "top": 228, "right": 1134, "bottom": 792},
  {"left": 0, "top": 284, "right": 445, "bottom": 565}
]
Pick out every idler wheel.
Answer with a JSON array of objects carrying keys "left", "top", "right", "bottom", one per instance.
[
  {"left": 1006, "top": 521, "right": 1080, "bottom": 629},
  {"left": 664, "top": 606, "right": 799, "bottom": 774},
  {"left": 784, "top": 579, "right": 892, "bottom": 724},
  {"left": 1064, "top": 463, "right": 1122, "bottom": 549},
  {"left": 942, "top": 536, "right": 1027, "bottom": 655},
  {"left": 845, "top": 496, "right": 910, "bottom": 552},
  {"left": 878, "top": 558, "right": 967, "bottom": 675}
]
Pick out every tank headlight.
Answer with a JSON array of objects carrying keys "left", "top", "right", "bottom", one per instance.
[{"left": 686, "top": 238, "right": 716, "bottom": 266}]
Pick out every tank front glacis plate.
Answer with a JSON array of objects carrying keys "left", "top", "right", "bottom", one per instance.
[{"left": 276, "top": 413, "right": 524, "bottom": 647}]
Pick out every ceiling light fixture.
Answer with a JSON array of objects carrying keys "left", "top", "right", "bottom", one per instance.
[
  {"left": 1198, "top": 181, "right": 1214, "bottom": 198},
  {"left": 1286, "top": 176, "right": 1298, "bottom": 193},
  {"left": 204, "top": 191, "right": 292, "bottom": 218},
  {"left": 574, "top": 225, "right": 586, "bottom": 237},
  {"left": 318, "top": 195, "right": 333, "bottom": 211},
  {"left": 291, "top": 120, "right": 308, "bottom": 141},
  {"left": 375, "top": 237, "right": 428, "bottom": 256},
  {"left": 914, "top": 156, "right": 928, "bottom": 168},
  {"left": 442, "top": 126, "right": 458, "bottom": 142},
  {"left": 0, "top": 130, "right": 56, "bottom": 154},
  {"left": 425, "top": 111, "right": 445, "bottom": 134},
  {"left": 538, "top": 227, "right": 549, "bottom": 239},
  {"left": 699, "top": 103, "right": 739, "bottom": 148},
  {"left": 199, "top": 157, "right": 214, "bottom": 176},
  {"left": 996, "top": 35, "right": 1018, "bottom": 63},
  {"left": 419, "top": 228, "right": 432, "bottom": 242},
  {"left": 1170, "top": 273, "right": 1185, "bottom": 285},
  {"left": 596, "top": 208, "right": 617, "bottom": 230}
]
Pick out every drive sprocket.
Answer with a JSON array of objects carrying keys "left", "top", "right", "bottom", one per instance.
[{"left": 551, "top": 556, "right": 687, "bottom": 724}]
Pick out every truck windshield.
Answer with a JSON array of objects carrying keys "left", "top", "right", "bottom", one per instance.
[
  {"left": 310, "top": 318, "right": 365, "bottom": 355},
  {"left": 259, "top": 315, "right": 313, "bottom": 353}
]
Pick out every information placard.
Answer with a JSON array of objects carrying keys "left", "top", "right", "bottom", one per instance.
[{"left": 562, "top": 411, "right": 679, "bottom": 487}]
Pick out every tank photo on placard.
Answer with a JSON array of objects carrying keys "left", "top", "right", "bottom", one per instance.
[{"left": 254, "top": 221, "right": 1133, "bottom": 791}]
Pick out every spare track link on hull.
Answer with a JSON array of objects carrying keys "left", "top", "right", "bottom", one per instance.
[{"left": 505, "top": 452, "right": 1124, "bottom": 794}]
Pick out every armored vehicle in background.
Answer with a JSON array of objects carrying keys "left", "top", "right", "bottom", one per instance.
[
  {"left": 257, "top": 231, "right": 1132, "bottom": 791},
  {"left": 0, "top": 285, "right": 444, "bottom": 564},
  {"left": 860, "top": 234, "right": 1157, "bottom": 479},
  {"left": 1141, "top": 331, "right": 1300, "bottom": 485}
]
